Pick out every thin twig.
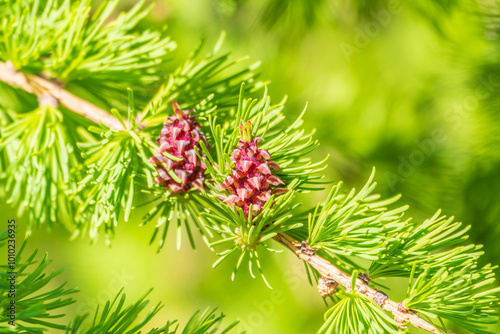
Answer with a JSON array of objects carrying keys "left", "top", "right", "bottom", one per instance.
[
  {"left": 0, "top": 61, "right": 127, "bottom": 130},
  {"left": 273, "top": 232, "right": 453, "bottom": 334}
]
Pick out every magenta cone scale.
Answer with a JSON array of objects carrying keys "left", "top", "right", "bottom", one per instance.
[
  {"left": 150, "top": 102, "right": 208, "bottom": 193},
  {"left": 218, "top": 123, "right": 285, "bottom": 217}
]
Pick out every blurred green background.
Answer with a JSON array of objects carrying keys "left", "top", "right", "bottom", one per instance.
[{"left": 3, "top": 0, "right": 500, "bottom": 333}]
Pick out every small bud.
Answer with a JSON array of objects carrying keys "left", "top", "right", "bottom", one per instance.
[
  {"left": 300, "top": 241, "right": 316, "bottom": 255},
  {"left": 357, "top": 272, "right": 371, "bottom": 285},
  {"left": 397, "top": 302, "right": 408, "bottom": 313},
  {"left": 317, "top": 277, "right": 339, "bottom": 297}
]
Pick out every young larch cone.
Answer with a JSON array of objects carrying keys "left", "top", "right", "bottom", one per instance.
[
  {"left": 218, "top": 121, "right": 285, "bottom": 217},
  {"left": 150, "top": 102, "right": 208, "bottom": 193}
]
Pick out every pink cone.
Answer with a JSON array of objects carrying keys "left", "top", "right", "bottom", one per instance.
[
  {"left": 219, "top": 135, "right": 286, "bottom": 216},
  {"left": 150, "top": 102, "right": 208, "bottom": 194}
]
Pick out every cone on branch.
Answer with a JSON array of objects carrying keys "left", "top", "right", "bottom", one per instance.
[
  {"left": 218, "top": 121, "right": 285, "bottom": 217},
  {"left": 150, "top": 102, "right": 208, "bottom": 193}
]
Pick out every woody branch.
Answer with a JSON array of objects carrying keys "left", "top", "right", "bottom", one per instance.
[
  {"left": 0, "top": 61, "right": 127, "bottom": 130},
  {"left": 273, "top": 232, "right": 453, "bottom": 334}
]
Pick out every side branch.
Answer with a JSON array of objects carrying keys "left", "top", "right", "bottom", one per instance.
[
  {"left": 0, "top": 61, "right": 127, "bottom": 130},
  {"left": 273, "top": 232, "right": 451, "bottom": 334}
]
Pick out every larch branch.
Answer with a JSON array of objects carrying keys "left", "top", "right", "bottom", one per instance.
[
  {"left": 0, "top": 60, "right": 454, "bottom": 334},
  {"left": 273, "top": 232, "right": 453, "bottom": 334},
  {"left": 0, "top": 61, "right": 127, "bottom": 130}
]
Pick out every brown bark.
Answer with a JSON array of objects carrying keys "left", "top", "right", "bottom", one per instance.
[
  {"left": 273, "top": 232, "right": 452, "bottom": 334},
  {"left": 0, "top": 61, "right": 127, "bottom": 130}
]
